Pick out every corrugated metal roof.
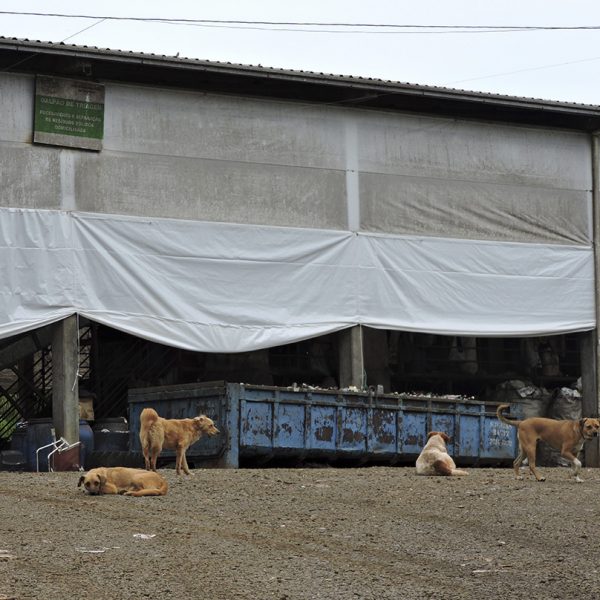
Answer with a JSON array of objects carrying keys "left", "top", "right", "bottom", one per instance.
[
  {"left": 1, "top": 36, "right": 598, "bottom": 107},
  {"left": 2, "top": 36, "right": 600, "bottom": 128}
]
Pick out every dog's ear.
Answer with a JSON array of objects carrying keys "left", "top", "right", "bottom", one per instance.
[
  {"left": 427, "top": 431, "right": 439, "bottom": 439},
  {"left": 77, "top": 475, "right": 85, "bottom": 487},
  {"left": 440, "top": 432, "right": 451, "bottom": 443},
  {"left": 98, "top": 473, "right": 107, "bottom": 486}
]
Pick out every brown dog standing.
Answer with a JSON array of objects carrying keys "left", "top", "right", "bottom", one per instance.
[
  {"left": 496, "top": 403, "right": 600, "bottom": 482},
  {"left": 78, "top": 467, "right": 168, "bottom": 496},
  {"left": 139, "top": 407, "right": 219, "bottom": 475},
  {"left": 416, "top": 431, "right": 468, "bottom": 476}
]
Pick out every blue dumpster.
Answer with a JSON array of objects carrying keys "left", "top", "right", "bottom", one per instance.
[{"left": 128, "top": 382, "right": 517, "bottom": 468}]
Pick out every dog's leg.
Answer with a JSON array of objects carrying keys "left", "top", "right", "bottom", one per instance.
[
  {"left": 524, "top": 446, "right": 545, "bottom": 482},
  {"left": 561, "top": 449, "right": 584, "bottom": 482},
  {"left": 513, "top": 447, "right": 526, "bottom": 480},
  {"left": 181, "top": 451, "right": 192, "bottom": 476},
  {"left": 174, "top": 445, "right": 192, "bottom": 475},
  {"left": 175, "top": 447, "right": 182, "bottom": 475},
  {"left": 124, "top": 488, "right": 165, "bottom": 497},
  {"left": 99, "top": 482, "right": 119, "bottom": 495},
  {"left": 142, "top": 446, "right": 151, "bottom": 471},
  {"left": 516, "top": 430, "right": 546, "bottom": 482},
  {"left": 150, "top": 448, "right": 159, "bottom": 472}
]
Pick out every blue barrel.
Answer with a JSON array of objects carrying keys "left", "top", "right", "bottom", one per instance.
[
  {"left": 24, "top": 418, "right": 95, "bottom": 471},
  {"left": 25, "top": 418, "right": 54, "bottom": 471},
  {"left": 79, "top": 419, "right": 94, "bottom": 467}
]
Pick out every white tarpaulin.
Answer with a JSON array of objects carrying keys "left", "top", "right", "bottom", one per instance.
[{"left": 0, "top": 208, "right": 594, "bottom": 352}]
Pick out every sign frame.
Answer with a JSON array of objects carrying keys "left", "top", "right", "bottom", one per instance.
[{"left": 34, "top": 76, "right": 105, "bottom": 151}]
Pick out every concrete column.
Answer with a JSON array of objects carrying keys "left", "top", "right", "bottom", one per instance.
[
  {"left": 581, "top": 331, "right": 598, "bottom": 466},
  {"left": 344, "top": 118, "right": 360, "bottom": 231},
  {"left": 587, "top": 134, "right": 600, "bottom": 466},
  {"left": 51, "top": 315, "right": 79, "bottom": 444},
  {"left": 339, "top": 325, "right": 364, "bottom": 389}
]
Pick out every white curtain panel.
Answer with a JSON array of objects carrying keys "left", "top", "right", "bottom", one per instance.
[{"left": 0, "top": 208, "right": 593, "bottom": 351}]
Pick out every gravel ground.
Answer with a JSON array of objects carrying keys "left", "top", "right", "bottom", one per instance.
[{"left": 1, "top": 465, "right": 599, "bottom": 600}]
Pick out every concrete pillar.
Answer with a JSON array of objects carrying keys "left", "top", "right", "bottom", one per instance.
[
  {"left": 51, "top": 315, "right": 79, "bottom": 444},
  {"left": 587, "top": 134, "right": 600, "bottom": 466},
  {"left": 339, "top": 325, "right": 364, "bottom": 389},
  {"left": 581, "top": 331, "right": 598, "bottom": 466}
]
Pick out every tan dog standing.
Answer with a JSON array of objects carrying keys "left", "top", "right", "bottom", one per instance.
[
  {"left": 78, "top": 467, "right": 168, "bottom": 496},
  {"left": 416, "top": 431, "right": 468, "bottom": 476},
  {"left": 139, "top": 407, "right": 219, "bottom": 475},
  {"left": 496, "top": 403, "right": 600, "bottom": 482}
]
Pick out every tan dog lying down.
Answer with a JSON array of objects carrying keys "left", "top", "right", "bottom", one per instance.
[
  {"left": 78, "top": 467, "right": 168, "bottom": 496},
  {"left": 416, "top": 431, "right": 468, "bottom": 476},
  {"left": 140, "top": 407, "right": 219, "bottom": 475},
  {"left": 496, "top": 403, "right": 600, "bottom": 482}
]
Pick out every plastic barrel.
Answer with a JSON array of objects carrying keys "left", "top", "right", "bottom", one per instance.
[
  {"left": 24, "top": 418, "right": 55, "bottom": 471},
  {"left": 24, "top": 418, "right": 95, "bottom": 471},
  {"left": 79, "top": 419, "right": 94, "bottom": 468}
]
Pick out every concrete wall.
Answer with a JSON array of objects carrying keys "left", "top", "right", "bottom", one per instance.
[{"left": 0, "top": 71, "right": 592, "bottom": 244}]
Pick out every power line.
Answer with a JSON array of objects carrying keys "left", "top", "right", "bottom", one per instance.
[
  {"left": 447, "top": 54, "right": 600, "bottom": 85},
  {"left": 151, "top": 22, "right": 530, "bottom": 35},
  {"left": 61, "top": 18, "right": 106, "bottom": 43},
  {"left": 2, "top": 10, "right": 600, "bottom": 33},
  {"left": 1, "top": 17, "right": 105, "bottom": 72}
]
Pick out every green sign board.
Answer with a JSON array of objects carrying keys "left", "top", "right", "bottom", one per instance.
[
  {"left": 34, "top": 76, "right": 105, "bottom": 151},
  {"left": 35, "top": 95, "right": 104, "bottom": 139}
]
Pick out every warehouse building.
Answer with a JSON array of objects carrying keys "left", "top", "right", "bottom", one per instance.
[{"left": 1, "top": 37, "right": 599, "bottom": 465}]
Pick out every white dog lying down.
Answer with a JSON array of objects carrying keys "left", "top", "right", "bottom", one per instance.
[{"left": 416, "top": 431, "right": 468, "bottom": 476}]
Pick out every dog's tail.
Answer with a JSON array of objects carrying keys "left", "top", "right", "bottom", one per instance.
[
  {"left": 496, "top": 403, "right": 521, "bottom": 427},
  {"left": 450, "top": 468, "right": 469, "bottom": 476},
  {"left": 432, "top": 459, "right": 469, "bottom": 476},
  {"left": 140, "top": 408, "right": 162, "bottom": 450},
  {"left": 141, "top": 407, "right": 160, "bottom": 426}
]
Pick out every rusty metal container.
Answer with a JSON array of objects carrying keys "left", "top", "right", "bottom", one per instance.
[{"left": 128, "top": 382, "right": 516, "bottom": 468}]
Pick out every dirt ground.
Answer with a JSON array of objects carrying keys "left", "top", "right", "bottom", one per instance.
[{"left": 1, "top": 465, "right": 599, "bottom": 600}]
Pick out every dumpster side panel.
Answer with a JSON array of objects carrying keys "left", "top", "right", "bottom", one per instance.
[
  {"left": 128, "top": 384, "right": 227, "bottom": 460},
  {"left": 339, "top": 408, "right": 367, "bottom": 452},
  {"left": 240, "top": 400, "right": 273, "bottom": 449},
  {"left": 274, "top": 403, "right": 305, "bottom": 449},
  {"left": 482, "top": 417, "right": 516, "bottom": 459},
  {"left": 368, "top": 409, "right": 397, "bottom": 454},
  {"left": 458, "top": 414, "right": 480, "bottom": 457},
  {"left": 431, "top": 412, "right": 456, "bottom": 455},
  {"left": 310, "top": 406, "right": 337, "bottom": 451},
  {"left": 402, "top": 412, "right": 428, "bottom": 455}
]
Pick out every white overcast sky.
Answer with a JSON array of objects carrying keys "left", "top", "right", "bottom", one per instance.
[{"left": 2, "top": 0, "right": 600, "bottom": 105}]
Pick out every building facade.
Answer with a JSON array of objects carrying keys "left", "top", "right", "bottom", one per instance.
[{"left": 1, "top": 38, "right": 599, "bottom": 462}]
